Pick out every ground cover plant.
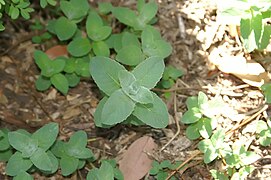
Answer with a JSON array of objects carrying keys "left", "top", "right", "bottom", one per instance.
[{"left": 1, "top": 0, "right": 271, "bottom": 179}]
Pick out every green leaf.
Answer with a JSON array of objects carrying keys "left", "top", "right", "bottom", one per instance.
[
  {"left": 198, "top": 139, "right": 218, "bottom": 163},
  {"left": 186, "top": 96, "right": 198, "bottom": 109},
  {"left": 60, "top": 154, "right": 79, "bottom": 176},
  {"left": 181, "top": 107, "right": 202, "bottom": 124},
  {"left": 0, "top": 129, "right": 10, "bottom": 151},
  {"left": 256, "top": 120, "right": 268, "bottom": 133},
  {"left": 101, "top": 89, "right": 135, "bottom": 125},
  {"left": 87, "top": 161, "right": 114, "bottom": 180},
  {"left": 65, "top": 73, "right": 80, "bottom": 87},
  {"left": 90, "top": 57, "right": 125, "bottom": 96},
  {"left": 261, "top": 83, "right": 271, "bottom": 103},
  {"left": 93, "top": 97, "right": 110, "bottom": 127},
  {"left": 138, "top": 2, "right": 158, "bottom": 24},
  {"left": 50, "top": 140, "right": 66, "bottom": 158},
  {"left": 51, "top": 73, "right": 69, "bottom": 95},
  {"left": 45, "top": 150, "right": 59, "bottom": 174},
  {"left": 10, "top": 6, "right": 20, "bottom": 19},
  {"left": 118, "top": 70, "right": 153, "bottom": 104},
  {"left": 31, "top": 123, "right": 59, "bottom": 151},
  {"left": 93, "top": 41, "right": 110, "bottom": 57},
  {"left": 259, "top": 129, "right": 271, "bottom": 146},
  {"left": 198, "top": 118, "right": 213, "bottom": 139},
  {"left": 0, "top": 148, "right": 13, "bottom": 162},
  {"left": 163, "top": 65, "right": 183, "bottom": 80},
  {"left": 185, "top": 123, "right": 201, "bottom": 140},
  {"left": 8, "top": 131, "right": 38, "bottom": 158},
  {"left": 132, "top": 56, "right": 165, "bottom": 89},
  {"left": 14, "top": 171, "right": 33, "bottom": 180},
  {"left": 30, "top": 148, "right": 55, "bottom": 171},
  {"left": 98, "top": 2, "right": 113, "bottom": 14},
  {"left": 55, "top": 17, "right": 77, "bottom": 41},
  {"left": 60, "top": 0, "right": 89, "bottom": 21},
  {"left": 40, "top": 0, "right": 47, "bottom": 8},
  {"left": 211, "top": 129, "right": 225, "bottom": 149},
  {"left": 133, "top": 92, "right": 169, "bottom": 128},
  {"left": 75, "top": 57, "right": 91, "bottom": 77},
  {"left": 112, "top": 7, "right": 140, "bottom": 29},
  {"left": 210, "top": 169, "right": 229, "bottom": 180},
  {"left": 121, "top": 32, "right": 141, "bottom": 47},
  {"left": 116, "top": 45, "right": 145, "bottom": 66},
  {"left": 6, "top": 152, "right": 33, "bottom": 176},
  {"left": 35, "top": 75, "right": 52, "bottom": 91},
  {"left": 68, "top": 37, "right": 91, "bottom": 57},
  {"left": 64, "top": 58, "right": 76, "bottom": 73}
]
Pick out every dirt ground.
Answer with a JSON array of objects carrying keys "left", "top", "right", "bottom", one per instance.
[{"left": 0, "top": 0, "right": 271, "bottom": 179}]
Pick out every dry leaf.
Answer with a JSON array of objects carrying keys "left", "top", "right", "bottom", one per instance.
[
  {"left": 210, "top": 53, "right": 270, "bottom": 87},
  {"left": 45, "top": 45, "right": 68, "bottom": 59},
  {"left": 63, "top": 108, "right": 81, "bottom": 120},
  {"left": 119, "top": 136, "right": 157, "bottom": 180}
]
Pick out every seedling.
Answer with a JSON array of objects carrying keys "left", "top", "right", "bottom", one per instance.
[
  {"left": 181, "top": 92, "right": 225, "bottom": 140},
  {"left": 217, "top": 0, "right": 271, "bottom": 52},
  {"left": 149, "top": 160, "right": 182, "bottom": 180},
  {"left": 91, "top": 56, "right": 169, "bottom": 128},
  {"left": 0, "top": 123, "right": 95, "bottom": 179},
  {"left": 256, "top": 119, "right": 271, "bottom": 146}
]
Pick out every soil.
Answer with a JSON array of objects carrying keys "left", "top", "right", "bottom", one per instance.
[{"left": 0, "top": 0, "right": 271, "bottom": 179}]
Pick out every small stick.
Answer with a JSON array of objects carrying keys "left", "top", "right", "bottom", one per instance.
[{"left": 166, "top": 151, "right": 201, "bottom": 180}]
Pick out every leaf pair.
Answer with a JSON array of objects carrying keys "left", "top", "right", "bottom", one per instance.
[
  {"left": 90, "top": 56, "right": 169, "bottom": 128},
  {"left": 6, "top": 123, "right": 59, "bottom": 176},
  {"left": 51, "top": 131, "right": 94, "bottom": 176},
  {"left": 112, "top": 0, "right": 158, "bottom": 30}
]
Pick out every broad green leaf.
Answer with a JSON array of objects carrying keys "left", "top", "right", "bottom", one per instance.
[
  {"left": 60, "top": 0, "right": 89, "bottom": 21},
  {"left": 86, "top": 11, "right": 104, "bottom": 29},
  {"left": 45, "top": 150, "right": 59, "bottom": 174},
  {"left": 90, "top": 57, "right": 125, "bottom": 95},
  {"left": 198, "top": 139, "right": 212, "bottom": 153},
  {"left": 198, "top": 118, "right": 213, "bottom": 139},
  {"left": 124, "top": 114, "right": 145, "bottom": 126},
  {"left": 121, "top": 32, "right": 141, "bottom": 47},
  {"left": 186, "top": 96, "right": 198, "bottom": 109},
  {"left": 143, "top": 40, "right": 172, "bottom": 58},
  {"left": 118, "top": 70, "right": 153, "bottom": 104},
  {"left": 98, "top": 2, "right": 113, "bottom": 14},
  {"left": 101, "top": 89, "right": 135, "bottom": 125},
  {"left": 160, "top": 160, "right": 172, "bottom": 168},
  {"left": 6, "top": 152, "right": 33, "bottom": 176},
  {"left": 259, "top": 25, "right": 271, "bottom": 50},
  {"left": 185, "top": 123, "right": 201, "bottom": 140},
  {"left": 87, "top": 26, "right": 112, "bottom": 41},
  {"left": 116, "top": 45, "right": 145, "bottom": 66},
  {"left": 141, "top": 26, "right": 161, "bottom": 45},
  {"left": 259, "top": 129, "right": 271, "bottom": 146},
  {"left": 0, "top": 148, "right": 13, "bottom": 162},
  {"left": 66, "top": 147, "right": 93, "bottom": 159},
  {"left": 210, "top": 169, "right": 229, "bottom": 180},
  {"left": 132, "top": 56, "right": 165, "bottom": 89},
  {"left": 60, "top": 154, "right": 79, "bottom": 176},
  {"left": 87, "top": 161, "right": 114, "bottom": 180},
  {"left": 201, "top": 143, "right": 218, "bottom": 163},
  {"left": 68, "top": 37, "right": 91, "bottom": 57},
  {"left": 256, "top": 120, "right": 268, "bottom": 133},
  {"left": 200, "top": 96, "right": 225, "bottom": 118},
  {"left": 32, "top": 123, "right": 59, "bottom": 151},
  {"left": 10, "top": 6, "right": 19, "bottom": 19},
  {"left": 64, "top": 58, "right": 76, "bottom": 73},
  {"left": 67, "top": 131, "right": 87, "bottom": 148},
  {"left": 211, "top": 129, "right": 225, "bottom": 149},
  {"left": 8, "top": 131, "right": 38, "bottom": 158},
  {"left": 137, "top": 0, "right": 145, "bottom": 13},
  {"left": 65, "top": 73, "right": 80, "bottom": 87},
  {"left": 181, "top": 107, "right": 202, "bottom": 124},
  {"left": 78, "top": 159, "right": 86, "bottom": 169},
  {"left": 0, "top": 128, "right": 10, "bottom": 151},
  {"left": 50, "top": 140, "right": 66, "bottom": 158},
  {"left": 197, "top": 91, "right": 208, "bottom": 106},
  {"left": 14, "top": 171, "right": 33, "bottom": 180},
  {"left": 34, "top": 50, "right": 51, "bottom": 72},
  {"left": 51, "top": 73, "right": 69, "bottom": 95},
  {"left": 112, "top": 34, "right": 123, "bottom": 52},
  {"left": 261, "top": 83, "right": 271, "bottom": 103},
  {"left": 133, "top": 92, "right": 169, "bottom": 128},
  {"left": 75, "top": 57, "right": 91, "bottom": 77},
  {"left": 138, "top": 2, "right": 158, "bottom": 24},
  {"left": 30, "top": 148, "right": 55, "bottom": 171},
  {"left": 35, "top": 75, "right": 51, "bottom": 91},
  {"left": 163, "top": 65, "right": 183, "bottom": 80},
  {"left": 40, "top": 0, "right": 47, "bottom": 8},
  {"left": 55, "top": 17, "right": 77, "bottom": 41},
  {"left": 94, "top": 97, "right": 110, "bottom": 127},
  {"left": 93, "top": 41, "right": 110, "bottom": 57},
  {"left": 112, "top": 7, "right": 140, "bottom": 29}
]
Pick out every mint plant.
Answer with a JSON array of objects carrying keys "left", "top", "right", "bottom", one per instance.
[
  {"left": 256, "top": 119, "right": 271, "bottom": 146},
  {"left": 91, "top": 56, "right": 169, "bottom": 128},
  {"left": 149, "top": 160, "right": 182, "bottom": 180},
  {"left": 181, "top": 92, "right": 225, "bottom": 140},
  {"left": 158, "top": 65, "right": 184, "bottom": 89},
  {"left": 217, "top": 0, "right": 271, "bottom": 52},
  {"left": 87, "top": 159, "right": 124, "bottom": 180},
  {"left": 0, "top": 123, "right": 95, "bottom": 179}
]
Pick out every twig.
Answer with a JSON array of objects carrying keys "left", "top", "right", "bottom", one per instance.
[
  {"left": 226, "top": 105, "right": 268, "bottom": 136},
  {"left": 166, "top": 150, "right": 201, "bottom": 180},
  {"left": 160, "top": 84, "right": 181, "bottom": 151}
]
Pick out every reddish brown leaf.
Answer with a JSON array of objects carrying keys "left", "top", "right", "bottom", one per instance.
[
  {"left": 119, "top": 136, "right": 157, "bottom": 180},
  {"left": 45, "top": 45, "right": 68, "bottom": 59}
]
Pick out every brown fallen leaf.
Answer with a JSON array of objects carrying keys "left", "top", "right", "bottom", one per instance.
[
  {"left": 45, "top": 45, "right": 68, "bottom": 59},
  {"left": 209, "top": 52, "right": 270, "bottom": 87},
  {"left": 119, "top": 136, "right": 157, "bottom": 180}
]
